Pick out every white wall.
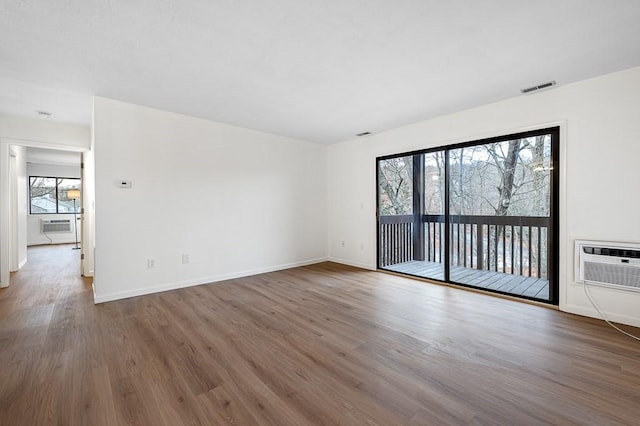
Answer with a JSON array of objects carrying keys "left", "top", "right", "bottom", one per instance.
[
  {"left": 0, "top": 114, "right": 89, "bottom": 146},
  {"left": 328, "top": 66, "right": 640, "bottom": 327},
  {"left": 82, "top": 147, "right": 95, "bottom": 277},
  {"left": 9, "top": 145, "right": 27, "bottom": 270},
  {"left": 93, "top": 97, "right": 327, "bottom": 302},
  {"left": 26, "top": 163, "right": 82, "bottom": 246},
  {"left": 27, "top": 162, "right": 81, "bottom": 178},
  {"left": 0, "top": 113, "right": 90, "bottom": 287}
]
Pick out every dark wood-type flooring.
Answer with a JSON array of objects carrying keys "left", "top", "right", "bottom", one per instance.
[
  {"left": 1, "top": 245, "right": 640, "bottom": 425},
  {"left": 385, "top": 260, "right": 550, "bottom": 300}
]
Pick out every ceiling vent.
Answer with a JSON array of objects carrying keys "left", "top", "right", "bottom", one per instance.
[
  {"left": 521, "top": 81, "right": 556, "bottom": 94},
  {"left": 36, "top": 110, "right": 52, "bottom": 119}
]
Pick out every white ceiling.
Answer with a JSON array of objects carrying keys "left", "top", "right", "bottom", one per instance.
[{"left": 1, "top": 1, "right": 639, "bottom": 144}]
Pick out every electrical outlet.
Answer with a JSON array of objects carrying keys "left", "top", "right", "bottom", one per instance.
[
  {"left": 147, "top": 258, "right": 155, "bottom": 268},
  {"left": 182, "top": 253, "right": 189, "bottom": 264}
]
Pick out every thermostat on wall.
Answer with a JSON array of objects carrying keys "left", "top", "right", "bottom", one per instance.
[{"left": 117, "top": 180, "right": 132, "bottom": 188}]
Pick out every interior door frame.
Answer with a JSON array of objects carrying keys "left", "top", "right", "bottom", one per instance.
[{"left": 0, "top": 138, "right": 90, "bottom": 287}]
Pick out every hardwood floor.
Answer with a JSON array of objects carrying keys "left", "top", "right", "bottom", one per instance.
[{"left": 2, "top": 245, "right": 640, "bottom": 425}]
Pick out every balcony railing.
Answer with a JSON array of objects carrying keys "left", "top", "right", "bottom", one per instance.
[{"left": 379, "top": 214, "right": 550, "bottom": 279}]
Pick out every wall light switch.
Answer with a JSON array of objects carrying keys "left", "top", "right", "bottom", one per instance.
[{"left": 117, "top": 180, "right": 132, "bottom": 188}]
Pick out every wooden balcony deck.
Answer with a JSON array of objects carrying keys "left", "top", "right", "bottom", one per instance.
[{"left": 383, "top": 260, "right": 549, "bottom": 300}]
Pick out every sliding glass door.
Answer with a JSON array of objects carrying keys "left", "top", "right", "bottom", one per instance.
[
  {"left": 448, "top": 134, "right": 554, "bottom": 300},
  {"left": 377, "top": 128, "right": 558, "bottom": 304},
  {"left": 378, "top": 152, "right": 445, "bottom": 281},
  {"left": 377, "top": 154, "right": 415, "bottom": 268},
  {"left": 421, "top": 151, "right": 446, "bottom": 280}
]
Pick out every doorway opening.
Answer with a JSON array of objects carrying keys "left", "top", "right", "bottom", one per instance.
[{"left": 5, "top": 145, "right": 90, "bottom": 286}]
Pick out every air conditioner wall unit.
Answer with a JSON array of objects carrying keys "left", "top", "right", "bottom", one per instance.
[
  {"left": 576, "top": 240, "right": 640, "bottom": 292},
  {"left": 41, "top": 219, "right": 72, "bottom": 233}
]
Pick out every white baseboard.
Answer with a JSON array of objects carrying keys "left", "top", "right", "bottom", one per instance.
[
  {"left": 93, "top": 257, "right": 329, "bottom": 304},
  {"left": 560, "top": 303, "right": 640, "bottom": 328},
  {"left": 27, "top": 240, "right": 77, "bottom": 246},
  {"left": 327, "top": 257, "right": 375, "bottom": 271}
]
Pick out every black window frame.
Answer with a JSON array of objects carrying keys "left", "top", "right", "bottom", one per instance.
[
  {"left": 29, "top": 175, "right": 82, "bottom": 215},
  {"left": 376, "top": 126, "right": 560, "bottom": 305}
]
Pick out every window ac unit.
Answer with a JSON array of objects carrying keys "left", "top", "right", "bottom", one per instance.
[
  {"left": 575, "top": 240, "right": 640, "bottom": 292},
  {"left": 41, "top": 219, "right": 72, "bottom": 233}
]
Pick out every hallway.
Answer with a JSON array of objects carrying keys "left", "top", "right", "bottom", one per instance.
[
  {"left": 0, "top": 244, "right": 94, "bottom": 423},
  {"left": 2, "top": 244, "right": 90, "bottom": 313}
]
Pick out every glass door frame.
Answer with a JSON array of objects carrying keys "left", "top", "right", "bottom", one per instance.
[{"left": 376, "top": 126, "right": 560, "bottom": 305}]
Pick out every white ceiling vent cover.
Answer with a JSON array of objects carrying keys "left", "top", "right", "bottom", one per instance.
[{"left": 576, "top": 240, "right": 640, "bottom": 292}]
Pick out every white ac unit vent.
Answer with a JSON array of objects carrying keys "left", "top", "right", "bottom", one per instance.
[
  {"left": 576, "top": 240, "right": 640, "bottom": 292},
  {"left": 41, "top": 219, "right": 72, "bottom": 233}
]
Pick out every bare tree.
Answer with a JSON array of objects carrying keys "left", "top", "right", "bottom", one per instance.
[
  {"left": 378, "top": 156, "right": 413, "bottom": 215},
  {"left": 495, "top": 139, "right": 522, "bottom": 216}
]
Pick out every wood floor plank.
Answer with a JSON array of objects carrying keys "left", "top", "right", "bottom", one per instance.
[
  {"left": 2, "top": 245, "right": 640, "bottom": 425},
  {"left": 197, "top": 384, "right": 262, "bottom": 425},
  {"left": 148, "top": 375, "right": 211, "bottom": 426},
  {"left": 111, "top": 373, "right": 166, "bottom": 426}
]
